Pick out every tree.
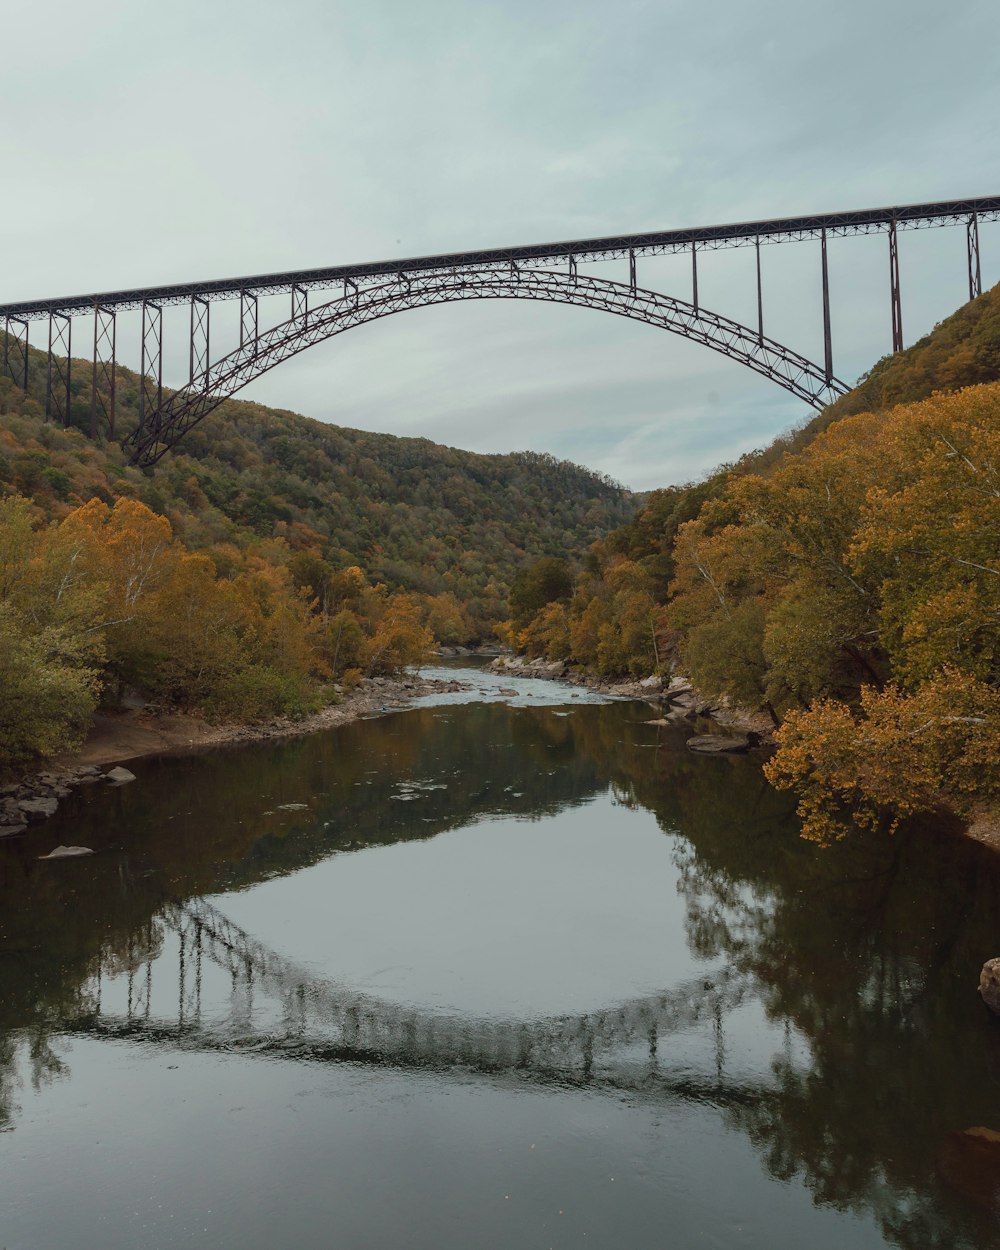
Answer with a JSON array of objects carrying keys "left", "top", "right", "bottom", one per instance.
[{"left": 509, "top": 557, "right": 574, "bottom": 628}]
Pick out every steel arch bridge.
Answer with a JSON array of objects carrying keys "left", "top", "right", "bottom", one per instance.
[{"left": 1, "top": 193, "right": 998, "bottom": 468}]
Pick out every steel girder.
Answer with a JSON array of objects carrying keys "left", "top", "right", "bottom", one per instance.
[
  {"left": 3, "top": 194, "right": 998, "bottom": 322},
  {"left": 125, "top": 268, "right": 849, "bottom": 468}
]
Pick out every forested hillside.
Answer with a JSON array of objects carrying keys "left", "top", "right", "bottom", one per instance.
[
  {"left": 508, "top": 283, "right": 1000, "bottom": 840},
  {"left": 0, "top": 349, "right": 634, "bottom": 635},
  {"left": 0, "top": 343, "right": 637, "bottom": 769}
]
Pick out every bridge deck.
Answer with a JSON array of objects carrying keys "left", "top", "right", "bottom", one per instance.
[{"left": 3, "top": 194, "right": 998, "bottom": 320}]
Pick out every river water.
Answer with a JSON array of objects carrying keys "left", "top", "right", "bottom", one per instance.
[{"left": 2, "top": 663, "right": 999, "bottom": 1249}]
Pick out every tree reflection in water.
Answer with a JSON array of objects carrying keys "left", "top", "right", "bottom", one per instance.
[{"left": 1, "top": 694, "right": 998, "bottom": 1248}]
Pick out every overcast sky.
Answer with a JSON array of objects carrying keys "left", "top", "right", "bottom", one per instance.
[{"left": 2, "top": 0, "right": 998, "bottom": 490}]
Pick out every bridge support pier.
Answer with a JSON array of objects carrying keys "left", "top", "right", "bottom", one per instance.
[
  {"left": 240, "top": 288, "right": 258, "bottom": 347},
  {"left": 967, "top": 213, "right": 983, "bottom": 300},
  {"left": 90, "top": 306, "right": 116, "bottom": 440},
  {"left": 691, "top": 240, "right": 699, "bottom": 314},
  {"left": 189, "top": 296, "right": 210, "bottom": 385},
  {"left": 2, "top": 315, "right": 28, "bottom": 391},
  {"left": 139, "top": 300, "right": 163, "bottom": 441},
  {"left": 821, "top": 229, "right": 833, "bottom": 383},
  {"left": 46, "top": 311, "right": 72, "bottom": 425},
  {"left": 889, "top": 219, "right": 903, "bottom": 353}
]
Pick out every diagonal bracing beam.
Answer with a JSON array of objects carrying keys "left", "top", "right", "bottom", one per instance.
[
  {"left": 46, "top": 311, "right": 72, "bottom": 425},
  {"left": 2, "top": 316, "right": 29, "bottom": 391},
  {"left": 90, "top": 305, "right": 116, "bottom": 439}
]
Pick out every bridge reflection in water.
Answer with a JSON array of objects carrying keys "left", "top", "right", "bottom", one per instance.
[{"left": 71, "top": 896, "right": 762, "bottom": 1098}]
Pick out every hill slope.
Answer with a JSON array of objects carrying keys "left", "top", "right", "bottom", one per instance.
[{"left": 0, "top": 350, "right": 636, "bottom": 631}]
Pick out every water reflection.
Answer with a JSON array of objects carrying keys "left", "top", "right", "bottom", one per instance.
[{"left": 1, "top": 674, "right": 999, "bottom": 1248}]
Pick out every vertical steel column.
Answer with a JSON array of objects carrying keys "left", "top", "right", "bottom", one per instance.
[
  {"left": 2, "top": 316, "right": 29, "bottom": 391},
  {"left": 344, "top": 276, "right": 359, "bottom": 305},
  {"left": 138, "top": 300, "right": 163, "bottom": 438},
  {"left": 292, "top": 284, "right": 309, "bottom": 323},
  {"left": 755, "top": 236, "right": 764, "bottom": 344},
  {"left": 239, "top": 288, "right": 258, "bottom": 348},
  {"left": 90, "top": 305, "right": 116, "bottom": 440},
  {"left": 628, "top": 248, "right": 637, "bottom": 294},
  {"left": 568, "top": 254, "right": 578, "bottom": 285},
  {"left": 691, "top": 240, "right": 699, "bottom": 314},
  {"left": 888, "top": 219, "right": 903, "bottom": 353},
  {"left": 189, "top": 295, "right": 210, "bottom": 385},
  {"left": 46, "top": 312, "right": 72, "bottom": 426},
  {"left": 821, "top": 229, "right": 833, "bottom": 383},
  {"left": 967, "top": 213, "right": 982, "bottom": 301}
]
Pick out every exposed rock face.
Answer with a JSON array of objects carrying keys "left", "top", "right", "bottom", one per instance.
[{"left": 979, "top": 959, "right": 1000, "bottom": 1015}]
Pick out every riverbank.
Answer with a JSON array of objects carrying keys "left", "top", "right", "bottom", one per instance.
[
  {"left": 487, "top": 655, "right": 775, "bottom": 737},
  {"left": 486, "top": 656, "right": 1000, "bottom": 850},
  {"left": 1, "top": 673, "right": 471, "bottom": 839}
]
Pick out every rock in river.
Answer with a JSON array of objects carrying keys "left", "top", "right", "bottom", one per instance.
[
  {"left": 105, "top": 766, "right": 137, "bottom": 785},
  {"left": 38, "top": 845, "right": 94, "bottom": 860},
  {"left": 979, "top": 958, "right": 1000, "bottom": 1015},
  {"left": 686, "top": 734, "right": 752, "bottom": 755},
  {"left": 18, "top": 797, "right": 59, "bottom": 821}
]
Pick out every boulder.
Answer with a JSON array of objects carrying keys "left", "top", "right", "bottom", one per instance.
[
  {"left": 38, "top": 845, "right": 94, "bottom": 860},
  {"left": 0, "top": 823, "right": 27, "bottom": 839},
  {"left": 686, "top": 735, "right": 751, "bottom": 755},
  {"left": 105, "top": 766, "right": 137, "bottom": 785},
  {"left": 498, "top": 688, "right": 518, "bottom": 697},
  {"left": 979, "top": 958, "right": 1000, "bottom": 1015},
  {"left": 18, "top": 796, "right": 59, "bottom": 821},
  {"left": 638, "top": 675, "right": 663, "bottom": 690},
  {"left": 527, "top": 659, "right": 567, "bottom": 678}
]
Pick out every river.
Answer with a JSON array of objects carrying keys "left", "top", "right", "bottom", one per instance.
[{"left": 1, "top": 663, "right": 998, "bottom": 1249}]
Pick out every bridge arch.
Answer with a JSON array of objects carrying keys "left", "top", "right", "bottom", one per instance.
[{"left": 125, "top": 267, "right": 849, "bottom": 467}]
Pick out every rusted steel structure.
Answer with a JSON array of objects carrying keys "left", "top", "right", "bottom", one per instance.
[{"left": 1, "top": 195, "right": 997, "bottom": 468}]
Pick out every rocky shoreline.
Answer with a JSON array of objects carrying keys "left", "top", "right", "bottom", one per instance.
[
  {"left": 1, "top": 673, "right": 471, "bottom": 844},
  {"left": 488, "top": 655, "right": 774, "bottom": 752}
]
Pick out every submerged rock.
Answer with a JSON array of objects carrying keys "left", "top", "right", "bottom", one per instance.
[
  {"left": 686, "top": 735, "right": 752, "bottom": 754},
  {"left": 938, "top": 1126, "right": 1000, "bottom": 1209}
]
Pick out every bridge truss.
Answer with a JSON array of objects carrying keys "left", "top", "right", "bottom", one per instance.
[{"left": 1, "top": 195, "right": 998, "bottom": 465}]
